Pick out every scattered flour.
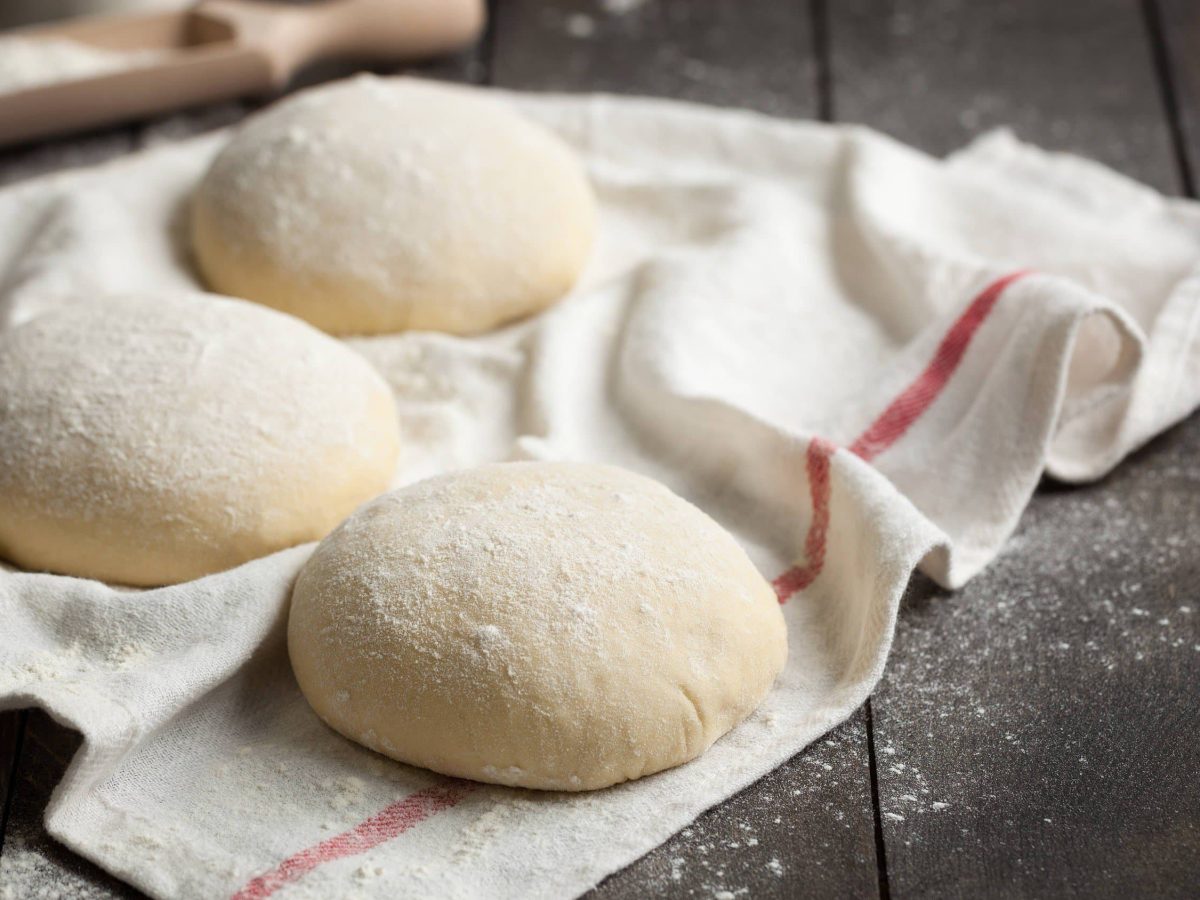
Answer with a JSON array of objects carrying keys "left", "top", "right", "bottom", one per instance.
[
  {"left": 557, "top": 0, "right": 651, "bottom": 40},
  {"left": 0, "top": 36, "right": 164, "bottom": 94},
  {"left": 602, "top": 0, "right": 651, "bottom": 13},
  {"left": 565, "top": 13, "right": 596, "bottom": 38}
]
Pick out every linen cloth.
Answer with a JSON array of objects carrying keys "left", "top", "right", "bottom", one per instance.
[{"left": 1, "top": 82, "right": 1198, "bottom": 899}]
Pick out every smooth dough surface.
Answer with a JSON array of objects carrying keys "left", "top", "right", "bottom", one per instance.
[
  {"left": 191, "top": 75, "right": 597, "bottom": 336},
  {"left": 0, "top": 291, "right": 400, "bottom": 586},
  {"left": 288, "top": 462, "right": 787, "bottom": 791}
]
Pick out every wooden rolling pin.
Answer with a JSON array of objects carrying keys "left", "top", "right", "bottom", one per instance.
[{"left": 0, "top": 0, "right": 486, "bottom": 147}]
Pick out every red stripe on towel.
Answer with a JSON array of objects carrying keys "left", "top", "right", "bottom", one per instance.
[
  {"left": 231, "top": 782, "right": 474, "bottom": 899},
  {"left": 771, "top": 437, "right": 835, "bottom": 601},
  {"left": 774, "top": 271, "right": 1028, "bottom": 602},
  {"left": 849, "top": 271, "right": 1029, "bottom": 461}
]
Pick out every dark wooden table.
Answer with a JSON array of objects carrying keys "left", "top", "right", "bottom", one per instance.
[{"left": 2, "top": 2, "right": 1198, "bottom": 897}]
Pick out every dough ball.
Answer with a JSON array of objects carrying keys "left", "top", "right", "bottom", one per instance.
[
  {"left": 0, "top": 291, "right": 400, "bottom": 586},
  {"left": 288, "top": 462, "right": 787, "bottom": 791},
  {"left": 191, "top": 76, "right": 596, "bottom": 336}
]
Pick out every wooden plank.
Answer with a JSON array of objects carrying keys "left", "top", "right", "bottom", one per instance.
[
  {"left": 0, "top": 710, "right": 141, "bottom": 898},
  {"left": 0, "top": 711, "right": 24, "bottom": 855},
  {"left": 491, "top": 0, "right": 819, "bottom": 117},
  {"left": 870, "top": 419, "right": 1200, "bottom": 898},
  {"left": 829, "top": 0, "right": 1182, "bottom": 193},
  {"left": 830, "top": 2, "right": 1200, "bottom": 895},
  {"left": 490, "top": 4, "right": 881, "bottom": 897},
  {"left": 1154, "top": 0, "right": 1200, "bottom": 195},
  {"left": 594, "top": 710, "right": 879, "bottom": 899}
]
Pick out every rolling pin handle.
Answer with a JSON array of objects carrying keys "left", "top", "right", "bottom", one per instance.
[{"left": 195, "top": 0, "right": 487, "bottom": 87}]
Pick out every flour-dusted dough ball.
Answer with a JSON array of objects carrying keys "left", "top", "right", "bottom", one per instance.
[
  {"left": 191, "top": 76, "right": 597, "bottom": 336},
  {"left": 0, "top": 292, "right": 400, "bottom": 586},
  {"left": 288, "top": 462, "right": 787, "bottom": 791}
]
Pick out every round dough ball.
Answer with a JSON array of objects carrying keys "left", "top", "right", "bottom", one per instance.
[
  {"left": 0, "top": 291, "right": 400, "bottom": 586},
  {"left": 288, "top": 462, "right": 787, "bottom": 791},
  {"left": 191, "top": 76, "right": 596, "bottom": 336}
]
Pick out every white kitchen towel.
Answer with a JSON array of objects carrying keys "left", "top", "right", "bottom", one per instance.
[{"left": 1, "top": 80, "right": 1198, "bottom": 899}]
